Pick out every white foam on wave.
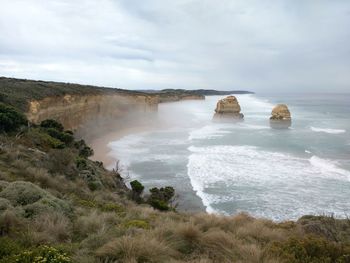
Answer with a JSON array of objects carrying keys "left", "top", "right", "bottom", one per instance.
[
  {"left": 311, "top": 126, "right": 346, "bottom": 134},
  {"left": 188, "top": 125, "right": 231, "bottom": 140},
  {"left": 310, "top": 156, "right": 350, "bottom": 178},
  {"left": 187, "top": 145, "right": 350, "bottom": 220},
  {"left": 236, "top": 94, "right": 274, "bottom": 114},
  {"left": 108, "top": 134, "right": 150, "bottom": 166}
]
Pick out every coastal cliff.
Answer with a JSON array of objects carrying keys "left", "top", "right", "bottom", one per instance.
[
  {"left": 0, "top": 77, "right": 204, "bottom": 133},
  {"left": 26, "top": 93, "right": 158, "bottom": 131}
]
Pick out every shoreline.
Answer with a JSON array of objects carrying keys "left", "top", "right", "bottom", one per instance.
[{"left": 89, "top": 125, "right": 154, "bottom": 169}]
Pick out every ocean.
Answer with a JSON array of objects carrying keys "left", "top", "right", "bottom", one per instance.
[{"left": 107, "top": 93, "right": 350, "bottom": 221}]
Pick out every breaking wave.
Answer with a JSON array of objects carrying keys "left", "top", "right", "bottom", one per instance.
[{"left": 311, "top": 126, "right": 346, "bottom": 134}]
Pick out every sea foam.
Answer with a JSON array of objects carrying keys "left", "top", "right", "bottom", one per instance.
[
  {"left": 187, "top": 145, "right": 350, "bottom": 220},
  {"left": 310, "top": 126, "right": 346, "bottom": 134}
]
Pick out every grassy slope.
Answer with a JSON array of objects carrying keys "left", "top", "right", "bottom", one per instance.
[{"left": 0, "top": 77, "right": 148, "bottom": 111}]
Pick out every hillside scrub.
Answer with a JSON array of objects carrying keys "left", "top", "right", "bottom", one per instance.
[{"left": 1, "top": 107, "right": 350, "bottom": 262}]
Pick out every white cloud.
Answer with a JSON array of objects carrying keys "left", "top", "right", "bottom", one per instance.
[{"left": 0, "top": 0, "right": 349, "bottom": 92}]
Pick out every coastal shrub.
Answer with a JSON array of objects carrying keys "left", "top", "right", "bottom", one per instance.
[
  {"left": 130, "top": 180, "right": 144, "bottom": 203},
  {"left": 265, "top": 235, "right": 350, "bottom": 263},
  {"left": 0, "top": 237, "right": 22, "bottom": 260},
  {"left": 0, "top": 181, "right": 9, "bottom": 191},
  {"left": 76, "top": 157, "right": 87, "bottom": 170},
  {"left": 74, "top": 139, "right": 94, "bottom": 158},
  {"left": 0, "top": 181, "right": 72, "bottom": 217},
  {"left": 79, "top": 145, "right": 94, "bottom": 158},
  {"left": 0, "top": 181, "right": 46, "bottom": 206},
  {"left": 100, "top": 203, "right": 124, "bottom": 213},
  {"left": 27, "top": 129, "right": 65, "bottom": 149},
  {"left": 148, "top": 186, "right": 175, "bottom": 211},
  {"left": 297, "top": 215, "right": 350, "bottom": 243},
  {"left": 124, "top": 220, "right": 150, "bottom": 229},
  {"left": 45, "top": 128, "right": 74, "bottom": 145},
  {"left": 149, "top": 199, "right": 170, "bottom": 211},
  {"left": 130, "top": 180, "right": 144, "bottom": 194},
  {"left": 0, "top": 198, "right": 12, "bottom": 211},
  {"left": 0, "top": 103, "right": 27, "bottom": 133},
  {"left": 6, "top": 245, "right": 72, "bottom": 263},
  {"left": 40, "top": 119, "right": 64, "bottom": 132}
]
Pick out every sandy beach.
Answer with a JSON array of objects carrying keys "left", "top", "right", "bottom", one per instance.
[
  {"left": 88, "top": 125, "right": 158, "bottom": 169},
  {"left": 89, "top": 127, "right": 145, "bottom": 169}
]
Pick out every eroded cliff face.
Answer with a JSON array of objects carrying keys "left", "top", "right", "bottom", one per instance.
[{"left": 26, "top": 93, "right": 159, "bottom": 131}]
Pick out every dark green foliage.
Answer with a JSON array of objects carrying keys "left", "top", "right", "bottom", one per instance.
[
  {"left": 2, "top": 245, "right": 72, "bottom": 263},
  {"left": 266, "top": 235, "right": 350, "bottom": 263},
  {"left": 0, "top": 103, "right": 27, "bottom": 133},
  {"left": 0, "top": 237, "right": 22, "bottom": 260},
  {"left": 149, "top": 186, "right": 175, "bottom": 203},
  {"left": 45, "top": 128, "right": 74, "bottom": 146},
  {"left": 40, "top": 119, "right": 64, "bottom": 132},
  {"left": 74, "top": 139, "right": 94, "bottom": 158},
  {"left": 80, "top": 146, "right": 94, "bottom": 158},
  {"left": 149, "top": 199, "right": 170, "bottom": 211},
  {"left": 148, "top": 186, "right": 175, "bottom": 211},
  {"left": 0, "top": 181, "right": 72, "bottom": 217},
  {"left": 130, "top": 180, "right": 144, "bottom": 194},
  {"left": 130, "top": 180, "right": 144, "bottom": 203},
  {"left": 76, "top": 157, "right": 88, "bottom": 170},
  {"left": 87, "top": 181, "right": 102, "bottom": 191},
  {"left": 26, "top": 129, "right": 65, "bottom": 149}
]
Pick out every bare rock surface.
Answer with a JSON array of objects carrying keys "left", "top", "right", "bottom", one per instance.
[
  {"left": 213, "top": 96, "right": 244, "bottom": 121},
  {"left": 270, "top": 104, "right": 292, "bottom": 129}
]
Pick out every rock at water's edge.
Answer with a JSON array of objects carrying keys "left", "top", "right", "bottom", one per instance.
[
  {"left": 270, "top": 104, "right": 292, "bottom": 129},
  {"left": 213, "top": 96, "right": 244, "bottom": 121}
]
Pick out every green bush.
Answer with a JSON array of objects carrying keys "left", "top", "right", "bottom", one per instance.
[
  {"left": 0, "top": 181, "right": 72, "bottom": 217},
  {"left": 124, "top": 220, "right": 150, "bottom": 229},
  {"left": 100, "top": 203, "right": 124, "bottom": 213},
  {"left": 45, "top": 128, "right": 74, "bottom": 145},
  {"left": 0, "top": 198, "right": 13, "bottom": 211},
  {"left": 130, "top": 180, "right": 144, "bottom": 194},
  {"left": 87, "top": 180, "right": 102, "bottom": 191},
  {"left": 76, "top": 157, "right": 88, "bottom": 170},
  {"left": 147, "top": 186, "right": 175, "bottom": 211},
  {"left": 0, "top": 103, "right": 27, "bottom": 133},
  {"left": 149, "top": 199, "right": 170, "bottom": 211},
  {"left": 74, "top": 139, "right": 94, "bottom": 158},
  {"left": 27, "top": 129, "right": 65, "bottom": 149},
  {"left": 0, "top": 237, "right": 22, "bottom": 260},
  {"left": 40, "top": 119, "right": 64, "bottom": 132},
  {"left": 266, "top": 235, "right": 350, "bottom": 263},
  {"left": 6, "top": 245, "right": 72, "bottom": 263}
]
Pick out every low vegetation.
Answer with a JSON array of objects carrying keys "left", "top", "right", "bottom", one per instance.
[{"left": 1, "top": 102, "right": 350, "bottom": 262}]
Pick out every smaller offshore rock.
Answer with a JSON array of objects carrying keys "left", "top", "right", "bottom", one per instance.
[
  {"left": 270, "top": 104, "right": 292, "bottom": 129},
  {"left": 213, "top": 96, "right": 244, "bottom": 121}
]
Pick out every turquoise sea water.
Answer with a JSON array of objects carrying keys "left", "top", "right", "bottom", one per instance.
[{"left": 107, "top": 94, "right": 350, "bottom": 220}]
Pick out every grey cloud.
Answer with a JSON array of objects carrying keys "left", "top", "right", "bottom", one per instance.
[{"left": 0, "top": 0, "right": 349, "bottom": 92}]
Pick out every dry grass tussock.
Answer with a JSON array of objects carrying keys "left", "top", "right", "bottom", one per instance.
[{"left": 31, "top": 212, "right": 72, "bottom": 244}]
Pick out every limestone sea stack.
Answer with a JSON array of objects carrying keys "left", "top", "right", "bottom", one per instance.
[
  {"left": 213, "top": 96, "right": 244, "bottom": 121},
  {"left": 270, "top": 104, "right": 292, "bottom": 129}
]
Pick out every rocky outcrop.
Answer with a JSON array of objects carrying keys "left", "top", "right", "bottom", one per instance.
[
  {"left": 270, "top": 104, "right": 292, "bottom": 129},
  {"left": 213, "top": 96, "right": 244, "bottom": 121}
]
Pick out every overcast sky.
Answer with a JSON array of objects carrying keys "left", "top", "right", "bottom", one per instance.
[{"left": 0, "top": 0, "right": 349, "bottom": 92}]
